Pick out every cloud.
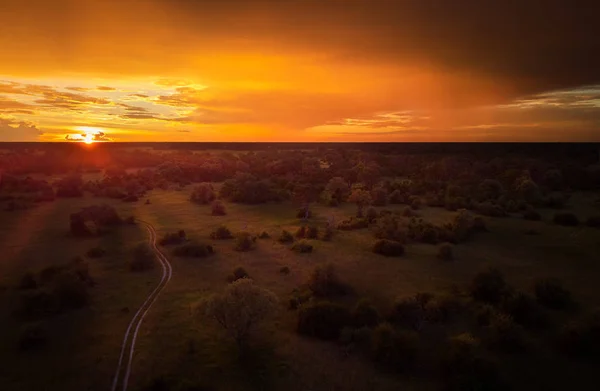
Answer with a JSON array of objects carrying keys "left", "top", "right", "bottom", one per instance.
[
  {"left": 155, "top": 79, "right": 193, "bottom": 87},
  {"left": 65, "top": 130, "right": 112, "bottom": 142},
  {"left": 129, "top": 93, "right": 149, "bottom": 98},
  {"left": 0, "top": 97, "right": 37, "bottom": 113},
  {"left": 0, "top": 116, "right": 43, "bottom": 141},
  {"left": 65, "top": 86, "right": 91, "bottom": 92},
  {"left": 96, "top": 86, "right": 116, "bottom": 91}
]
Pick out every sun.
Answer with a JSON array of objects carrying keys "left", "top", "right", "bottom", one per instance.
[{"left": 83, "top": 133, "right": 94, "bottom": 144}]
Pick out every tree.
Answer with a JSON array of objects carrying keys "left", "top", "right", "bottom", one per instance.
[
  {"left": 324, "top": 177, "right": 349, "bottom": 204},
  {"left": 348, "top": 188, "right": 372, "bottom": 218},
  {"left": 200, "top": 278, "right": 278, "bottom": 349},
  {"left": 190, "top": 183, "right": 216, "bottom": 204}
]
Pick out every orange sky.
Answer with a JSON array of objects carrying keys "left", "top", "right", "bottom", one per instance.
[{"left": 0, "top": 0, "right": 599, "bottom": 142}]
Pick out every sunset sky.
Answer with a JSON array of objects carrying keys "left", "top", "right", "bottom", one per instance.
[{"left": 0, "top": 0, "right": 599, "bottom": 142}]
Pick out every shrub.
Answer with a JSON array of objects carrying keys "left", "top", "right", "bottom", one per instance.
[
  {"left": 190, "top": 183, "right": 216, "bottom": 204},
  {"left": 258, "top": 231, "right": 270, "bottom": 239},
  {"left": 370, "top": 323, "right": 418, "bottom": 372},
  {"left": 125, "top": 216, "right": 136, "bottom": 225},
  {"left": 339, "top": 326, "right": 373, "bottom": 354},
  {"left": 410, "top": 197, "right": 422, "bottom": 210},
  {"left": 535, "top": 278, "right": 575, "bottom": 310},
  {"left": 485, "top": 313, "right": 528, "bottom": 353},
  {"left": 159, "top": 230, "right": 187, "bottom": 246},
  {"left": 502, "top": 292, "right": 550, "bottom": 329},
  {"left": 295, "top": 226, "right": 307, "bottom": 238},
  {"left": 321, "top": 226, "right": 333, "bottom": 241},
  {"left": 18, "top": 272, "right": 37, "bottom": 290},
  {"left": 14, "top": 290, "right": 59, "bottom": 320},
  {"left": 278, "top": 230, "right": 294, "bottom": 243},
  {"left": 390, "top": 295, "right": 427, "bottom": 330},
  {"left": 555, "top": 313, "right": 600, "bottom": 359},
  {"left": 211, "top": 200, "right": 226, "bottom": 216},
  {"left": 470, "top": 269, "right": 511, "bottom": 305},
  {"left": 172, "top": 243, "right": 214, "bottom": 258},
  {"left": 553, "top": 212, "right": 579, "bottom": 226},
  {"left": 53, "top": 272, "right": 90, "bottom": 310},
  {"left": 475, "top": 202, "right": 507, "bottom": 217},
  {"left": 372, "top": 239, "right": 404, "bottom": 257},
  {"left": 371, "top": 186, "right": 388, "bottom": 206},
  {"left": 308, "top": 264, "right": 349, "bottom": 298},
  {"left": 586, "top": 215, "right": 600, "bottom": 228},
  {"left": 437, "top": 243, "right": 453, "bottom": 261},
  {"left": 442, "top": 333, "right": 507, "bottom": 391},
  {"left": 306, "top": 226, "right": 319, "bottom": 239},
  {"left": 425, "top": 294, "right": 465, "bottom": 323},
  {"left": 130, "top": 243, "right": 155, "bottom": 272},
  {"left": 291, "top": 240, "right": 313, "bottom": 253},
  {"left": 366, "top": 207, "right": 378, "bottom": 223},
  {"left": 210, "top": 225, "right": 233, "bottom": 240},
  {"left": 337, "top": 217, "right": 369, "bottom": 230},
  {"left": 522, "top": 209, "right": 542, "bottom": 221},
  {"left": 297, "top": 301, "right": 351, "bottom": 340},
  {"left": 296, "top": 206, "right": 312, "bottom": 219},
  {"left": 234, "top": 232, "right": 256, "bottom": 252},
  {"left": 279, "top": 266, "right": 290, "bottom": 275},
  {"left": 227, "top": 266, "right": 249, "bottom": 283},
  {"left": 86, "top": 247, "right": 106, "bottom": 258},
  {"left": 18, "top": 322, "right": 47, "bottom": 351},
  {"left": 475, "top": 304, "right": 497, "bottom": 327},
  {"left": 352, "top": 299, "right": 380, "bottom": 328}
]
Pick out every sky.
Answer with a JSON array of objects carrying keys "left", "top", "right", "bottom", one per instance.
[{"left": 0, "top": 0, "right": 599, "bottom": 142}]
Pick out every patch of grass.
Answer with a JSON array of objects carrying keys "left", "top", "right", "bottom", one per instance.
[
  {"left": 172, "top": 242, "right": 214, "bottom": 258},
  {"left": 130, "top": 243, "right": 156, "bottom": 271}
]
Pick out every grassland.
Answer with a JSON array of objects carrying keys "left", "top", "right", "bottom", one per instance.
[{"left": 1, "top": 186, "right": 600, "bottom": 391}]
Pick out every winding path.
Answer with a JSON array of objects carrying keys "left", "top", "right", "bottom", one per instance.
[{"left": 111, "top": 220, "right": 173, "bottom": 391}]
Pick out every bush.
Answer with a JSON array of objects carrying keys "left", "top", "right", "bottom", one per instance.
[
  {"left": 339, "top": 326, "right": 373, "bottom": 354},
  {"left": 321, "top": 226, "right": 333, "bottom": 241},
  {"left": 442, "top": 333, "right": 507, "bottom": 391},
  {"left": 366, "top": 207, "right": 378, "bottom": 223},
  {"left": 475, "top": 202, "right": 507, "bottom": 217},
  {"left": 372, "top": 239, "right": 404, "bottom": 257},
  {"left": 14, "top": 290, "right": 59, "bottom": 320},
  {"left": 53, "top": 272, "right": 90, "bottom": 310},
  {"left": 86, "top": 246, "right": 106, "bottom": 258},
  {"left": 295, "top": 226, "right": 307, "bottom": 238},
  {"left": 18, "top": 322, "right": 47, "bottom": 351},
  {"left": 211, "top": 200, "right": 226, "bottom": 216},
  {"left": 535, "top": 278, "right": 575, "bottom": 310},
  {"left": 586, "top": 215, "right": 600, "bottom": 228},
  {"left": 159, "top": 230, "right": 186, "bottom": 246},
  {"left": 437, "top": 243, "right": 453, "bottom": 261},
  {"left": 522, "top": 209, "right": 542, "bottom": 221},
  {"left": 278, "top": 230, "right": 294, "bottom": 243},
  {"left": 370, "top": 323, "right": 418, "bottom": 372},
  {"left": 190, "top": 183, "right": 216, "bottom": 204},
  {"left": 297, "top": 301, "right": 351, "bottom": 340},
  {"left": 279, "top": 266, "right": 290, "bottom": 275},
  {"left": 227, "top": 266, "right": 249, "bottom": 283},
  {"left": 337, "top": 217, "right": 369, "bottom": 230},
  {"left": 291, "top": 240, "right": 313, "bottom": 253},
  {"left": 553, "top": 212, "right": 579, "bottom": 226},
  {"left": 172, "top": 243, "right": 214, "bottom": 258},
  {"left": 485, "top": 313, "right": 528, "bottom": 353},
  {"left": 502, "top": 292, "right": 550, "bottom": 329},
  {"left": 352, "top": 299, "right": 380, "bottom": 328},
  {"left": 258, "top": 231, "right": 270, "bottom": 239},
  {"left": 424, "top": 294, "right": 465, "bottom": 323},
  {"left": 18, "top": 272, "right": 37, "bottom": 290},
  {"left": 306, "top": 226, "right": 319, "bottom": 239},
  {"left": 410, "top": 197, "right": 421, "bottom": 210},
  {"left": 555, "top": 313, "right": 600, "bottom": 360},
  {"left": 130, "top": 243, "right": 156, "bottom": 272},
  {"left": 296, "top": 206, "right": 312, "bottom": 219},
  {"left": 210, "top": 225, "right": 233, "bottom": 240},
  {"left": 234, "top": 232, "right": 256, "bottom": 252},
  {"left": 390, "top": 295, "right": 427, "bottom": 330},
  {"left": 308, "top": 264, "right": 349, "bottom": 298},
  {"left": 470, "top": 269, "right": 511, "bottom": 305}
]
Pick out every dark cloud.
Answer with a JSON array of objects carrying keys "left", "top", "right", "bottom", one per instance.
[
  {"left": 0, "top": 116, "right": 43, "bottom": 141},
  {"left": 65, "top": 86, "right": 91, "bottom": 92},
  {"left": 120, "top": 113, "right": 158, "bottom": 120},
  {"left": 129, "top": 93, "right": 149, "bottom": 98},
  {"left": 96, "top": 86, "right": 116, "bottom": 91}
]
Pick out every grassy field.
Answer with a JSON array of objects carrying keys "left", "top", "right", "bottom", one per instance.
[{"left": 1, "top": 187, "right": 600, "bottom": 391}]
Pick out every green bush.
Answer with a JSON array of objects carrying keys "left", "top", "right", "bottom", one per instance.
[
  {"left": 130, "top": 243, "right": 156, "bottom": 271},
  {"left": 370, "top": 323, "right": 418, "bottom": 372},
  {"left": 210, "top": 225, "right": 233, "bottom": 240},
  {"left": 372, "top": 239, "right": 404, "bottom": 256},
  {"left": 18, "top": 272, "right": 37, "bottom": 290},
  {"left": 190, "top": 183, "right": 216, "bottom": 204},
  {"left": 522, "top": 209, "right": 542, "bottom": 221},
  {"left": 553, "top": 212, "right": 579, "bottom": 226},
  {"left": 437, "top": 243, "right": 453, "bottom": 261},
  {"left": 308, "top": 264, "right": 349, "bottom": 298},
  {"left": 211, "top": 200, "right": 226, "bottom": 216},
  {"left": 172, "top": 243, "right": 214, "bottom": 258},
  {"left": 535, "top": 278, "right": 575, "bottom": 310},
  {"left": 297, "top": 301, "right": 351, "bottom": 340},
  {"left": 470, "top": 269, "right": 511, "bottom": 305},
  {"left": 352, "top": 299, "right": 380, "bottom": 328},
  {"left": 227, "top": 266, "right": 249, "bottom": 283},
  {"left": 485, "top": 313, "right": 528, "bottom": 353},
  {"left": 234, "top": 232, "right": 256, "bottom": 252},
  {"left": 18, "top": 322, "right": 47, "bottom": 351},
  {"left": 291, "top": 240, "right": 313, "bottom": 253},
  {"left": 278, "top": 230, "right": 294, "bottom": 243},
  {"left": 86, "top": 246, "right": 106, "bottom": 258}
]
